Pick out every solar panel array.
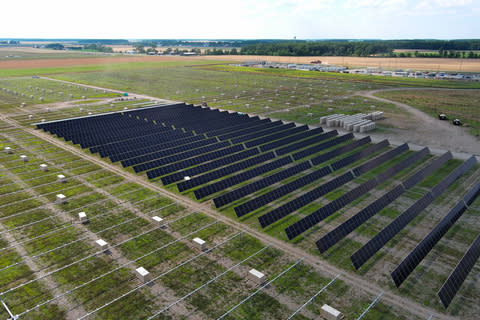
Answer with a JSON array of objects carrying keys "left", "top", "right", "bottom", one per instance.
[
  {"left": 351, "top": 192, "right": 435, "bottom": 270},
  {"left": 35, "top": 102, "right": 480, "bottom": 313},
  {"left": 194, "top": 156, "right": 293, "bottom": 200},
  {"left": 234, "top": 166, "right": 333, "bottom": 217},
  {"left": 259, "top": 143, "right": 409, "bottom": 229},
  {"left": 213, "top": 160, "right": 311, "bottom": 208},
  {"left": 391, "top": 201, "right": 468, "bottom": 287},
  {"left": 260, "top": 127, "right": 323, "bottom": 152},
  {"left": 316, "top": 148, "right": 431, "bottom": 253},
  {"left": 392, "top": 179, "right": 480, "bottom": 288},
  {"left": 437, "top": 234, "right": 480, "bottom": 308},
  {"left": 292, "top": 133, "right": 354, "bottom": 160},
  {"left": 276, "top": 130, "right": 338, "bottom": 155},
  {"left": 330, "top": 139, "right": 389, "bottom": 171},
  {"left": 351, "top": 156, "right": 477, "bottom": 270},
  {"left": 403, "top": 151, "right": 453, "bottom": 190},
  {"left": 177, "top": 151, "right": 275, "bottom": 192}
]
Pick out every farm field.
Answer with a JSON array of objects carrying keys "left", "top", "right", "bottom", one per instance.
[
  {"left": 0, "top": 56, "right": 479, "bottom": 319},
  {"left": 202, "top": 55, "right": 480, "bottom": 73}
]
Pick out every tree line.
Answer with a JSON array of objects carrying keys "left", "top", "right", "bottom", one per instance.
[{"left": 203, "top": 40, "right": 480, "bottom": 58}]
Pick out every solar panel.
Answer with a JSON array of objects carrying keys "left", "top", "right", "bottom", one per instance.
[
  {"left": 350, "top": 192, "right": 435, "bottom": 270},
  {"left": 231, "top": 122, "right": 295, "bottom": 144},
  {"left": 285, "top": 178, "right": 378, "bottom": 240},
  {"left": 276, "top": 130, "right": 338, "bottom": 156},
  {"left": 330, "top": 139, "right": 390, "bottom": 171},
  {"left": 158, "top": 148, "right": 259, "bottom": 183},
  {"left": 431, "top": 156, "right": 477, "bottom": 198},
  {"left": 315, "top": 148, "right": 430, "bottom": 253},
  {"left": 133, "top": 141, "right": 235, "bottom": 173},
  {"left": 310, "top": 136, "right": 371, "bottom": 166},
  {"left": 391, "top": 200, "right": 468, "bottom": 287},
  {"left": 245, "top": 125, "right": 308, "bottom": 148},
  {"left": 292, "top": 132, "right": 354, "bottom": 161},
  {"left": 437, "top": 234, "right": 480, "bottom": 308},
  {"left": 464, "top": 180, "right": 480, "bottom": 205},
  {"left": 234, "top": 166, "right": 333, "bottom": 217},
  {"left": 194, "top": 156, "right": 292, "bottom": 200},
  {"left": 260, "top": 127, "right": 324, "bottom": 152},
  {"left": 316, "top": 184, "right": 405, "bottom": 253},
  {"left": 177, "top": 152, "right": 275, "bottom": 192},
  {"left": 376, "top": 147, "right": 430, "bottom": 184},
  {"left": 258, "top": 172, "right": 354, "bottom": 228},
  {"left": 352, "top": 143, "right": 409, "bottom": 177},
  {"left": 120, "top": 137, "right": 220, "bottom": 167},
  {"left": 213, "top": 161, "right": 311, "bottom": 208},
  {"left": 403, "top": 151, "right": 452, "bottom": 190}
]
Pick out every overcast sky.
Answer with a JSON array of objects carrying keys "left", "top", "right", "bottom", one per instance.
[{"left": 1, "top": 0, "right": 479, "bottom": 39}]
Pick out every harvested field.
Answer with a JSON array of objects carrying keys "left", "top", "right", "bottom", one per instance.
[
  {"left": 0, "top": 56, "right": 203, "bottom": 69},
  {"left": 203, "top": 55, "right": 480, "bottom": 72}
]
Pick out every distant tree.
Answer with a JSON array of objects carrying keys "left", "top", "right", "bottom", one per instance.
[
  {"left": 135, "top": 44, "right": 145, "bottom": 54},
  {"left": 45, "top": 43, "right": 64, "bottom": 50}
]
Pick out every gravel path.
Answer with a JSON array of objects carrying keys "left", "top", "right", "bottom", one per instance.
[{"left": 357, "top": 88, "right": 480, "bottom": 156}]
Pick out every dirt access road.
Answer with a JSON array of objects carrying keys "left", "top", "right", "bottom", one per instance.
[{"left": 357, "top": 88, "right": 480, "bottom": 157}]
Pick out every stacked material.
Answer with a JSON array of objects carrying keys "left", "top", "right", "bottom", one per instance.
[{"left": 320, "top": 112, "right": 383, "bottom": 133}]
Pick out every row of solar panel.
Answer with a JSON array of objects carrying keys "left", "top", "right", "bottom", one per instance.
[
  {"left": 285, "top": 178, "right": 379, "bottom": 240},
  {"left": 260, "top": 127, "right": 324, "bottom": 152},
  {"left": 119, "top": 137, "right": 218, "bottom": 166},
  {"left": 194, "top": 156, "right": 293, "bottom": 200},
  {"left": 316, "top": 148, "right": 432, "bottom": 253},
  {"left": 292, "top": 132, "right": 352, "bottom": 160},
  {"left": 145, "top": 144, "right": 247, "bottom": 177},
  {"left": 391, "top": 178, "right": 480, "bottom": 289},
  {"left": 107, "top": 134, "right": 204, "bottom": 161},
  {"left": 310, "top": 136, "right": 370, "bottom": 165},
  {"left": 132, "top": 140, "right": 231, "bottom": 172},
  {"left": 95, "top": 117, "right": 269, "bottom": 157},
  {"left": 213, "top": 161, "right": 311, "bottom": 208},
  {"left": 258, "top": 171, "right": 354, "bottom": 228},
  {"left": 438, "top": 233, "right": 480, "bottom": 308},
  {"left": 270, "top": 143, "right": 412, "bottom": 235},
  {"left": 431, "top": 156, "right": 478, "bottom": 198},
  {"left": 159, "top": 148, "right": 260, "bottom": 184},
  {"left": 177, "top": 152, "right": 276, "bottom": 192},
  {"left": 350, "top": 156, "right": 477, "bottom": 270},
  {"left": 99, "top": 118, "right": 271, "bottom": 158},
  {"left": 351, "top": 192, "right": 435, "bottom": 270},
  {"left": 276, "top": 130, "right": 338, "bottom": 156}
]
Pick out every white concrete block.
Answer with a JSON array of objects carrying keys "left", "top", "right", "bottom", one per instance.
[
  {"left": 96, "top": 239, "right": 108, "bottom": 251},
  {"left": 136, "top": 267, "right": 152, "bottom": 282},
  {"left": 248, "top": 269, "right": 266, "bottom": 285},
  {"left": 20, "top": 155, "right": 28, "bottom": 162},
  {"left": 321, "top": 304, "right": 344, "bottom": 320},
  {"left": 57, "top": 174, "right": 67, "bottom": 183},
  {"left": 78, "top": 211, "right": 88, "bottom": 223},
  {"left": 193, "top": 237, "right": 206, "bottom": 250},
  {"left": 40, "top": 164, "right": 48, "bottom": 171},
  {"left": 5, "top": 147, "right": 13, "bottom": 154},
  {"left": 55, "top": 194, "right": 67, "bottom": 204}
]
